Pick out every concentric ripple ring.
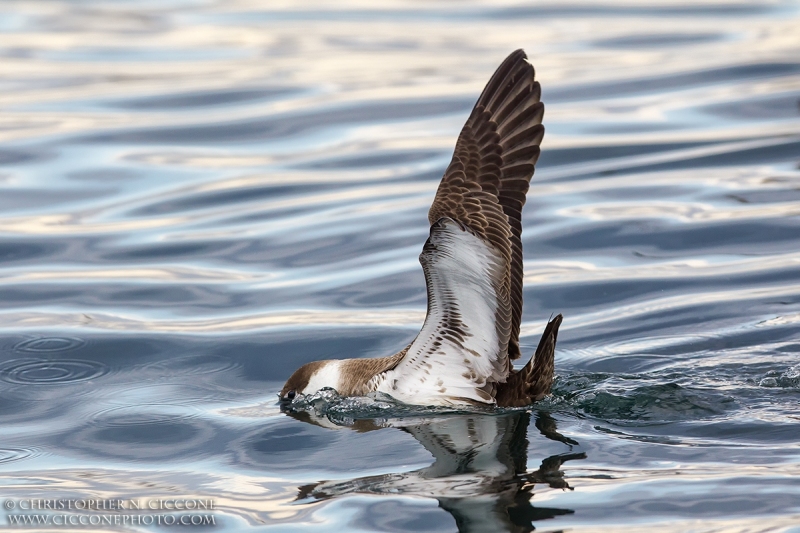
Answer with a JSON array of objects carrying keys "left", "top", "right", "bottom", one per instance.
[
  {"left": 0, "top": 359, "right": 109, "bottom": 385},
  {"left": 13, "top": 337, "right": 87, "bottom": 353}
]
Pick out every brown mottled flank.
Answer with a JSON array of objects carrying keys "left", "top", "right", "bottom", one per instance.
[
  {"left": 412, "top": 216, "right": 511, "bottom": 391},
  {"left": 281, "top": 50, "right": 561, "bottom": 408},
  {"left": 339, "top": 346, "right": 409, "bottom": 396}
]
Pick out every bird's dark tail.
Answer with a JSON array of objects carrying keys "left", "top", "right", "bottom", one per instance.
[{"left": 495, "top": 314, "right": 562, "bottom": 408}]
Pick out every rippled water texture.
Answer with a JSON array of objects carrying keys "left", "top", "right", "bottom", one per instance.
[{"left": 1, "top": 1, "right": 799, "bottom": 531}]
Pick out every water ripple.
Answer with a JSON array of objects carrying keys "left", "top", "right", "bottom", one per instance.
[
  {"left": 0, "top": 447, "right": 39, "bottom": 465},
  {"left": 13, "top": 336, "right": 86, "bottom": 353},
  {"left": 0, "top": 358, "right": 108, "bottom": 385}
]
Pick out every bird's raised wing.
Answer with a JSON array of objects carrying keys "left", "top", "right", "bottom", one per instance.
[{"left": 373, "top": 50, "right": 544, "bottom": 405}]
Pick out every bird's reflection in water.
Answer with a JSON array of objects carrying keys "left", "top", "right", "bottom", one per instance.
[{"left": 283, "top": 407, "right": 584, "bottom": 533}]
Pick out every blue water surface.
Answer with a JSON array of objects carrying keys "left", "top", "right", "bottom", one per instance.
[{"left": 0, "top": 1, "right": 799, "bottom": 531}]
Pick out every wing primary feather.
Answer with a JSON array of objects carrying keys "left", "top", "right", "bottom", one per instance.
[
  {"left": 386, "top": 50, "right": 546, "bottom": 405},
  {"left": 438, "top": 47, "right": 545, "bottom": 363}
]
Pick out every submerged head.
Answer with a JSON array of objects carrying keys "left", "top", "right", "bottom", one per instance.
[{"left": 279, "top": 359, "right": 342, "bottom": 402}]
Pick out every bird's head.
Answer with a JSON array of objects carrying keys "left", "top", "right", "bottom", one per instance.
[{"left": 279, "top": 360, "right": 342, "bottom": 402}]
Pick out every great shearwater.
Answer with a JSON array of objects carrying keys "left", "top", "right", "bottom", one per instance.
[{"left": 281, "top": 49, "right": 562, "bottom": 407}]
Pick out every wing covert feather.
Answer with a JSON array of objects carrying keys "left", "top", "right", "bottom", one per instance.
[{"left": 428, "top": 49, "right": 544, "bottom": 362}]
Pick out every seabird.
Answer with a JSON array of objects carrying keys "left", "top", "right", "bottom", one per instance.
[{"left": 281, "top": 49, "right": 562, "bottom": 407}]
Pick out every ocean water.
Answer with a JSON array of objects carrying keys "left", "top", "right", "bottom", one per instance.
[{"left": 1, "top": 1, "right": 799, "bottom": 531}]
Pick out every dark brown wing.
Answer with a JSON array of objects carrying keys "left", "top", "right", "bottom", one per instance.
[
  {"left": 428, "top": 49, "right": 544, "bottom": 362},
  {"left": 495, "top": 314, "right": 561, "bottom": 408}
]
